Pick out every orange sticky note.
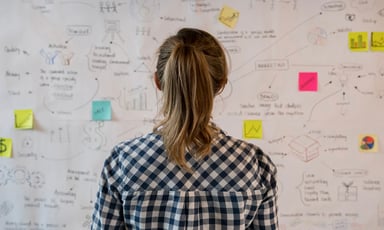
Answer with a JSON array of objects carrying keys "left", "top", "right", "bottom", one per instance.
[
  {"left": 14, "top": 109, "right": 34, "bottom": 129},
  {"left": 299, "top": 72, "right": 318, "bottom": 91},
  {"left": 0, "top": 138, "right": 12, "bottom": 158},
  {"left": 349, "top": 32, "right": 369, "bottom": 51},
  {"left": 359, "top": 134, "right": 378, "bottom": 153},
  {"left": 218, "top": 5, "right": 240, "bottom": 28},
  {"left": 371, "top": 32, "right": 384, "bottom": 51},
  {"left": 243, "top": 120, "right": 263, "bottom": 139}
]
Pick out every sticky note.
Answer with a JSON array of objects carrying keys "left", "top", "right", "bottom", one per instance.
[
  {"left": 371, "top": 32, "right": 384, "bottom": 51},
  {"left": 299, "top": 72, "right": 318, "bottom": 91},
  {"left": 243, "top": 120, "right": 263, "bottom": 139},
  {"left": 14, "top": 109, "right": 34, "bottom": 129},
  {"left": 359, "top": 134, "right": 378, "bottom": 153},
  {"left": 218, "top": 5, "right": 240, "bottom": 28},
  {"left": 92, "top": 100, "right": 112, "bottom": 121},
  {"left": 0, "top": 138, "right": 12, "bottom": 158},
  {"left": 348, "top": 32, "right": 369, "bottom": 51}
]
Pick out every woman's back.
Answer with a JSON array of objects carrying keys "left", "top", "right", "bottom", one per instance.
[
  {"left": 92, "top": 129, "right": 277, "bottom": 229},
  {"left": 91, "top": 28, "right": 278, "bottom": 229}
]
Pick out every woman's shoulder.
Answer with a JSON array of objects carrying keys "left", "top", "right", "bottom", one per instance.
[
  {"left": 107, "top": 132, "right": 163, "bottom": 160},
  {"left": 114, "top": 132, "right": 161, "bottom": 150},
  {"left": 216, "top": 128, "right": 277, "bottom": 175}
]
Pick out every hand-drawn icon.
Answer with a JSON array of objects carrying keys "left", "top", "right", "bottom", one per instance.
[
  {"left": 50, "top": 126, "right": 70, "bottom": 143},
  {"left": 338, "top": 181, "right": 358, "bottom": 201},
  {"left": 0, "top": 166, "right": 45, "bottom": 188},
  {"left": 0, "top": 201, "right": 13, "bottom": 218},
  {"left": 118, "top": 87, "right": 149, "bottom": 111},
  {"left": 289, "top": 135, "right": 320, "bottom": 162},
  {"left": 99, "top": 1, "right": 118, "bottom": 13},
  {"left": 103, "top": 20, "right": 124, "bottom": 43},
  {"left": 134, "top": 62, "right": 151, "bottom": 73},
  {"left": 60, "top": 52, "right": 74, "bottom": 65},
  {"left": 82, "top": 121, "right": 106, "bottom": 150},
  {"left": 0, "top": 166, "right": 8, "bottom": 186},
  {"left": 130, "top": 0, "right": 159, "bottom": 22},
  {"left": 21, "top": 136, "right": 33, "bottom": 149},
  {"left": 307, "top": 27, "right": 327, "bottom": 45},
  {"left": 82, "top": 214, "right": 91, "bottom": 228},
  {"left": 10, "top": 167, "right": 30, "bottom": 185},
  {"left": 40, "top": 49, "right": 59, "bottom": 65},
  {"left": 136, "top": 26, "right": 151, "bottom": 36},
  {"left": 345, "top": 13, "right": 356, "bottom": 21},
  {"left": 29, "top": 171, "right": 45, "bottom": 189},
  {"left": 379, "top": 8, "right": 384, "bottom": 17}
]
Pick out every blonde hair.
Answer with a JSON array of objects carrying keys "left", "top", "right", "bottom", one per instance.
[{"left": 154, "top": 28, "right": 228, "bottom": 170}]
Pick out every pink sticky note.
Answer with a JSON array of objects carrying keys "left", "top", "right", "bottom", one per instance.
[{"left": 299, "top": 72, "right": 318, "bottom": 91}]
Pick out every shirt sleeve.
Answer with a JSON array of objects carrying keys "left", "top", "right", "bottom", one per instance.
[
  {"left": 91, "top": 151, "right": 125, "bottom": 230},
  {"left": 252, "top": 186, "right": 279, "bottom": 229},
  {"left": 252, "top": 148, "right": 279, "bottom": 229}
]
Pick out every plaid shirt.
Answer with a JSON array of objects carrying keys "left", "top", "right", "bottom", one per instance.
[{"left": 91, "top": 128, "right": 278, "bottom": 229}]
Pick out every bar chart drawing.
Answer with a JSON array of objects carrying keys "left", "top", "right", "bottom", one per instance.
[{"left": 118, "top": 87, "right": 149, "bottom": 111}]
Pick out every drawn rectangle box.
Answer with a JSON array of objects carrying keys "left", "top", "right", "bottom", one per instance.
[{"left": 289, "top": 135, "right": 320, "bottom": 162}]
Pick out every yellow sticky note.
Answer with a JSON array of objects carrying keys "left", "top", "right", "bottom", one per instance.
[
  {"left": 14, "top": 109, "right": 34, "bottom": 129},
  {"left": 371, "top": 32, "right": 384, "bottom": 51},
  {"left": 359, "top": 134, "right": 378, "bottom": 153},
  {"left": 0, "top": 138, "right": 12, "bottom": 158},
  {"left": 218, "top": 5, "right": 240, "bottom": 29},
  {"left": 243, "top": 120, "right": 263, "bottom": 139},
  {"left": 348, "top": 32, "right": 369, "bottom": 51}
]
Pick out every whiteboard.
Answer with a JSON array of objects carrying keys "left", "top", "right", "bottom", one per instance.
[{"left": 1, "top": 0, "right": 384, "bottom": 229}]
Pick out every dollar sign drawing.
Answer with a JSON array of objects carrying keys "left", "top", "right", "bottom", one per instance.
[{"left": 0, "top": 139, "right": 7, "bottom": 153}]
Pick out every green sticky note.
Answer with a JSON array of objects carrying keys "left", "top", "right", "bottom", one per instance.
[
  {"left": 0, "top": 138, "right": 12, "bottom": 158},
  {"left": 14, "top": 109, "right": 34, "bottom": 129},
  {"left": 92, "top": 100, "right": 112, "bottom": 121},
  {"left": 243, "top": 120, "right": 263, "bottom": 139}
]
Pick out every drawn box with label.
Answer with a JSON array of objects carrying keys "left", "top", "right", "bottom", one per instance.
[{"left": 289, "top": 135, "right": 320, "bottom": 162}]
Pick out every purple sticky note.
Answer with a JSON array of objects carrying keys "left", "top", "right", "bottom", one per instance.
[{"left": 299, "top": 72, "right": 318, "bottom": 91}]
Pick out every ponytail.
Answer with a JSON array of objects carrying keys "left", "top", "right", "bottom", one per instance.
[{"left": 154, "top": 28, "right": 228, "bottom": 170}]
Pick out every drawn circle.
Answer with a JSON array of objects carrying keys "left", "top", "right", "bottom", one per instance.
[
  {"left": 10, "top": 167, "right": 29, "bottom": 184},
  {"left": 22, "top": 137, "right": 33, "bottom": 149},
  {"left": 29, "top": 171, "right": 45, "bottom": 189},
  {"left": 307, "top": 27, "right": 327, "bottom": 45},
  {"left": 130, "top": 0, "right": 159, "bottom": 22}
]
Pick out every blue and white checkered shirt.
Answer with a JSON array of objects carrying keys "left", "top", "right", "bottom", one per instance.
[{"left": 91, "top": 128, "right": 278, "bottom": 229}]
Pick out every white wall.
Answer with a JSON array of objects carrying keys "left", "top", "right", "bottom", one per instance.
[{"left": 0, "top": 0, "right": 384, "bottom": 229}]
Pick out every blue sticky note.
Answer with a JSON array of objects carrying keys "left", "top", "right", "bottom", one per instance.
[{"left": 92, "top": 100, "right": 111, "bottom": 121}]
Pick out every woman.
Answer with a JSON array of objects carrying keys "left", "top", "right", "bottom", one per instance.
[{"left": 91, "top": 28, "right": 278, "bottom": 229}]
